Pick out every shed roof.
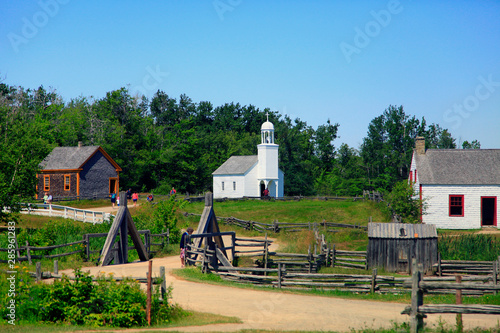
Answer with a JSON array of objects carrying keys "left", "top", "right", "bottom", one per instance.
[
  {"left": 415, "top": 149, "right": 500, "bottom": 185},
  {"left": 212, "top": 155, "right": 258, "bottom": 175},
  {"left": 39, "top": 146, "right": 121, "bottom": 171},
  {"left": 368, "top": 222, "right": 437, "bottom": 239}
]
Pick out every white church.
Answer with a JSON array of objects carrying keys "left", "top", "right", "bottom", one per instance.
[{"left": 212, "top": 116, "right": 284, "bottom": 199}]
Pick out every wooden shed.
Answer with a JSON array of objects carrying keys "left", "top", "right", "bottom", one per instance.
[{"left": 367, "top": 222, "right": 438, "bottom": 273}]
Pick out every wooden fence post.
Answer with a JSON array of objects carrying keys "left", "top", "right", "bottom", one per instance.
[
  {"left": 278, "top": 262, "right": 282, "bottom": 289},
  {"left": 493, "top": 261, "right": 498, "bottom": 296},
  {"left": 371, "top": 268, "right": 377, "bottom": 294},
  {"left": 231, "top": 232, "right": 236, "bottom": 264},
  {"left": 437, "top": 252, "right": 442, "bottom": 277},
  {"left": 54, "top": 260, "right": 58, "bottom": 275},
  {"left": 410, "top": 258, "right": 424, "bottom": 333},
  {"left": 84, "top": 234, "right": 90, "bottom": 262},
  {"left": 264, "top": 233, "right": 268, "bottom": 276},
  {"left": 26, "top": 240, "right": 32, "bottom": 265},
  {"left": 160, "top": 266, "right": 166, "bottom": 301},
  {"left": 455, "top": 275, "right": 463, "bottom": 333},
  {"left": 147, "top": 260, "right": 152, "bottom": 326},
  {"left": 331, "top": 244, "right": 335, "bottom": 268},
  {"left": 36, "top": 262, "right": 41, "bottom": 282}
]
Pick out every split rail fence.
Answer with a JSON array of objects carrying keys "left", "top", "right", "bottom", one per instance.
[
  {"left": 0, "top": 230, "right": 170, "bottom": 264},
  {"left": 183, "top": 213, "right": 367, "bottom": 233},
  {"left": 402, "top": 259, "right": 500, "bottom": 333}
]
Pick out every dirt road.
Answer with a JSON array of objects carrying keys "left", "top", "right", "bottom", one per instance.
[
  {"left": 60, "top": 255, "right": 500, "bottom": 332},
  {"left": 69, "top": 205, "right": 500, "bottom": 332}
]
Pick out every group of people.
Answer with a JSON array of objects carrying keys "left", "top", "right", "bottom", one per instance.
[
  {"left": 43, "top": 192, "right": 53, "bottom": 205},
  {"left": 110, "top": 187, "right": 178, "bottom": 208},
  {"left": 110, "top": 188, "right": 140, "bottom": 208}
]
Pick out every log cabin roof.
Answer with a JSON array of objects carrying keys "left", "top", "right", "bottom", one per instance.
[
  {"left": 39, "top": 146, "right": 121, "bottom": 171},
  {"left": 368, "top": 222, "right": 437, "bottom": 239},
  {"left": 415, "top": 149, "right": 500, "bottom": 185},
  {"left": 212, "top": 155, "right": 258, "bottom": 175}
]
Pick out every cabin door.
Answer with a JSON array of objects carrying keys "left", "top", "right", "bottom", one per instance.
[
  {"left": 109, "top": 178, "right": 118, "bottom": 194},
  {"left": 481, "top": 197, "right": 496, "bottom": 226}
]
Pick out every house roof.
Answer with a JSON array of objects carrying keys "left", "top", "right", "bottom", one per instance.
[
  {"left": 368, "top": 222, "right": 437, "bottom": 239},
  {"left": 212, "top": 155, "right": 258, "bottom": 175},
  {"left": 415, "top": 149, "right": 500, "bottom": 185},
  {"left": 39, "top": 146, "right": 121, "bottom": 171}
]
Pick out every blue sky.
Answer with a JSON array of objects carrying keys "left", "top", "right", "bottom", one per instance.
[{"left": 2, "top": 0, "right": 499, "bottom": 149}]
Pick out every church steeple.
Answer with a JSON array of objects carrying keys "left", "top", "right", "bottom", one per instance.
[{"left": 261, "top": 112, "right": 275, "bottom": 144}]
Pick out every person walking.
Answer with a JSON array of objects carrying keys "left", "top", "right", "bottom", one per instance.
[
  {"left": 132, "top": 192, "right": 139, "bottom": 207},
  {"left": 180, "top": 227, "right": 194, "bottom": 267}
]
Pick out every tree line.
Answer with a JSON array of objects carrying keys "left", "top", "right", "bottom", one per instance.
[{"left": 0, "top": 82, "right": 480, "bottom": 221}]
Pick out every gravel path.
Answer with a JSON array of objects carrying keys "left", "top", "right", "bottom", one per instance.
[
  {"left": 73, "top": 205, "right": 499, "bottom": 332},
  {"left": 60, "top": 255, "right": 500, "bottom": 332}
]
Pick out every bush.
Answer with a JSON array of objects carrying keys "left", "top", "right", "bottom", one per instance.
[{"left": 0, "top": 268, "right": 183, "bottom": 327}]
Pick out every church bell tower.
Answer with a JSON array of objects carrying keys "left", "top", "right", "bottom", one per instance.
[{"left": 257, "top": 113, "right": 279, "bottom": 195}]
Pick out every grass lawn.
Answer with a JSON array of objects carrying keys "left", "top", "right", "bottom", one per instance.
[
  {"left": 184, "top": 198, "right": 390, "bottom": 225},
  {"left": 0, "top": 310, "right": 241, "bottom": 332}
]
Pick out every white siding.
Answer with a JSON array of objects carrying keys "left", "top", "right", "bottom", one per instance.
[
  {"left": 422, "top": 185, "right": 500, "bottom": 229},
  {"left": 213, "top": 174, "right": 246, "bottom": 199}
]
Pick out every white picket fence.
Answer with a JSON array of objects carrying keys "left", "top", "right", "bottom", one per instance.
[{"left": 19, "top": 204, "right": 113, "bottom": 224}]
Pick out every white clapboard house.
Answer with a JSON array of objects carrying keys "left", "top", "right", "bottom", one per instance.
[
  {"left": 409, "top": 137, "right": 499, "bottom": 229},
  {"left": 212, "top": 116, "right": 284, "bottom": 199}
]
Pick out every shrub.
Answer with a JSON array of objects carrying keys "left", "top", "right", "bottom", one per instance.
[{"left": 0, "top": 268, "right": 183, "bottom": 327}]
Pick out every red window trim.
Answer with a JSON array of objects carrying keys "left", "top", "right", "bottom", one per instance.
[
  {"left": 449, "top": 194, "right": 464, "bottom": 217},
  {"left": 409, "top": 171, "right": 413, "bottom": 183}
]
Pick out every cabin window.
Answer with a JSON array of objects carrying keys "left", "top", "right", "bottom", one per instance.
[
  {"left": 44, "top": 176, "right": 50, "bottom": 191},
  {"left": 233, "top": 182, "right": 236, "bottom": 191},
  {"left": 64, "top": 175, "right": 71, "bottom": 191},
  {"left": 449, "top": 195, "right": 464, "bottom": 217},
  {"left": 222, "top": 182, "right": 224, "bottom": 191}
]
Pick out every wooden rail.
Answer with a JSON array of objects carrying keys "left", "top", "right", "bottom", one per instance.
[
  {"left": 19, "top": 203, "right": 113, "bottom": 224},
  {"left": 183, "top": 213, "right": 368, "bottom": 233},
  {"left": 402, "top": 259, "right": 500, "bottom": 333},
  {"left": 0, "top": 230, "right": 170, "bottom": 264}
]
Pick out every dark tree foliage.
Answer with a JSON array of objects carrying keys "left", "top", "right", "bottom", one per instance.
[{"left": 0, "top": 80, "right": 468, "bottom": 221}]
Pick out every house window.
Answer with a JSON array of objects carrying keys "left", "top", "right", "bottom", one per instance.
[
  {"left": 233, "top": 182, "right": 236, "bottom": 191},
  {"left": 44, "top": 176, "right": 50, "bottom": 191},
  {"left": 64, "top": 175, "right": 71, "bottom": 191},
  {"left": 222, "top": 182, "right": 224, "bottom": 191},
  {"left": 449, "top": 195, "right": 464, "bottom": 217}
]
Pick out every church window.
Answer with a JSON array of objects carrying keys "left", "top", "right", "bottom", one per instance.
[
  {"left": 222, "top": 182, "right": 224, "bottom": 191},
  {"left": 233, "top": 182, "right": 236, "bottom": 190}
]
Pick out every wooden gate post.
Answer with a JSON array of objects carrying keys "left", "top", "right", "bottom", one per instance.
[
  {"left": 278, "top": 262, "right": 282, "bottom": 289},
  {"left": 264, "top": 233, "right": 269, "bottom": 276},
  {"left": 36, "top": 262, "right": 41, "bottom": 282},
  {"left": 26, "top": 240, "right": 32, "bottom": 265},
  {"left": 371, "top": 268, "right": 377, "bottom": 294},
  {"left": 493, "top": 261, "right": 498, "bottom": 296},
  {"left": 54, "top": 260, "right": 58, "bottom": 275},
  {"left": 456, "top": 275, "right": 463, "bottom": 333},
  {"left": 410, "top": 258, "right": 424, "bottom": 333},
  {"left": 331, "top": 244, "right": 335, "bottom": 268},
  {"left": 160, "top": 266, "right": 166, "bottom": 301}
]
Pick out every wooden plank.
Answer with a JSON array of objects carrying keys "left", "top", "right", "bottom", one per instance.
[
  {"left": 126, "top": 209, "right": 149, "bottom": 261},
  {"left": 216, "top": 247, "right": 233, "bottom": 267},
  {"left": 99, "top": 204, "right": 126, "bottom": 266}
]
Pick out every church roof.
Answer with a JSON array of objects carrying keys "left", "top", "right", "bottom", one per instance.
[
  {"left": 261, "top": 121, "right": 274, "bottom": 130},
  {"left": 212, "top": 155, "right": 258, "bottom": 175},
  {"left": 415, "top": 149, "right": 500, "bottom": 185}
]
